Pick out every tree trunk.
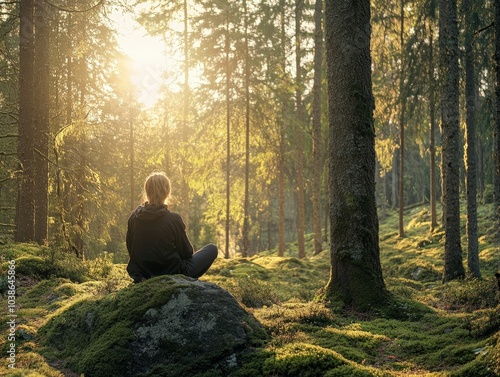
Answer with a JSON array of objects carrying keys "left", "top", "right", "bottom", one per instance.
[
  {"left": 181, "top": 0, "right": 190, "bottom": 232},
  {"left": 324, "top": 0, "right": 389, "bottom": 309},
  {"left": 242, "top": 0, "right": 251, "bottom": 257},
  {"left": 312, "top": 0, "right": 323, "bottom": 255},
  {"left": 15, "top": 0, "right": 36, "bottom": 242},
  {"left": 34, "top": 0, "right": 50, "bottom": 245},
  {"left": 278, "top": 2, "right": 286, "bottom": 258},
  {"left": 398, "top": 0, "right": 406, "bottom": 238},
  {"left": 477, "top": 137, "right": 484, "bottom": 199},
  {"left": 495, "top": 0, "right": 500, "bottom": 227},
  {"left": 295, "top": 0, "right": 306, "bottom": 259},
  {"left": 225, "top": 15, "right": 231, "bottom": 259},
  {"left": 464, "top": 0, "right": 480, "bottom": 278},
  {"left": 129, "top": 87, "right": 135, "bottom": 211},
  {"left": 429, "top": 23, "right": 438, "bottom": 232},
  {"left": 278, "top": 150, "right": 285, "bottom": 257},
  {"left": 391, "top": 149, "right": 398, "bottom": 209},
  {"left": 440, "top": 0, "right": 465, "bottom": 281}
]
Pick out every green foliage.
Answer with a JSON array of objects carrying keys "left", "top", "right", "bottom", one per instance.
[
  {"left": 437, "top": 279, "right": 499, "bottom": 311},
  {"left": 223, "top": 276, "right": 281, "bottom": 308}
]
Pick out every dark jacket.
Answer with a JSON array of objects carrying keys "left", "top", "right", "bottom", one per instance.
[{"left": 126, "top": 204, "right": 194, "bottom": 283}]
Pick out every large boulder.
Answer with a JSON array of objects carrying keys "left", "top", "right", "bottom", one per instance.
[{"left": 39, "top": 276, "right": 267, "bottom": 377}]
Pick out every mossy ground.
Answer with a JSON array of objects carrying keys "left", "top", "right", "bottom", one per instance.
[{"left": 1, "top": 202, "right": 500, "bottom": 376}]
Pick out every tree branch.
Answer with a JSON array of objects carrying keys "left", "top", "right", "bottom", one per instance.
[
  {"left": 43, "top": 0, "right": 104, "bottom": 13},
  {"left": 0, "top": 133, "right": 18, "bottom": 139},
  {"left": 475, "top": 22, "right": 494, "bottom": 36}
]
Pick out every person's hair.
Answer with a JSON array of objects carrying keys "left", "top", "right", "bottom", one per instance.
[{"left": 142, "top": 172, "right": 171, "bottom": 205}]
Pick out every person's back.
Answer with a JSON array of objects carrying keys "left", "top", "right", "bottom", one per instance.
[{"left": 126, "top": 172, "right": 217, "bottom": 283}]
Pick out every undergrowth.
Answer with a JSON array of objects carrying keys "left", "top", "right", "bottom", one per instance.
[{"left": 1, "top": 203, "right": 500, "bottom": 376}]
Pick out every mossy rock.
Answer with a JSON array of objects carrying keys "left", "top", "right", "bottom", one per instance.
[{"left": 39, "top": 275, "right": 268, "bottom": 377}]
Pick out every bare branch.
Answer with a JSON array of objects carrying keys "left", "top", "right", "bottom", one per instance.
[
  {"left": 0, "top": 133, "right": 17, "bottom": 138},
  {"left": 475, "top": 22, "right": 494, "bottom": 37}
]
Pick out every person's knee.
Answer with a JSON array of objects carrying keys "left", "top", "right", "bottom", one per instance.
[{"left": 206, "top": 244, "right": 218, "bottom": 260}]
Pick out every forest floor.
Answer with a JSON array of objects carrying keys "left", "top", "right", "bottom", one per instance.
[{"left": 0, "top": 202, "right": 500, "bottom": 376}]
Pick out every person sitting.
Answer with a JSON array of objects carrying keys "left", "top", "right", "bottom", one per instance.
[{"left": 126, "top": 172, "right": 218, "bottom": 283}]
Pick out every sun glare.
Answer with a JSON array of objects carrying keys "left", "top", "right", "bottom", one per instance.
[{"left": 111, "top": 9, "right": 174, "bottom": 108}]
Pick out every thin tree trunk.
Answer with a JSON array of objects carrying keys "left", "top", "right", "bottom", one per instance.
[
  {"left": 242, "top": 0, "right": 250, "bottom": 257},
  {"left": 392, "top": 148, "right": 398, "bottom": 209},
  {"left": 34, "top": 0, "right": 50, "bottom": 245},
  {"left": 477, "top": 138, "right": 484, "bottom": 199},
  {"left": 312, "top": 0, "right": 323, "bottom": 255},
  {"left": 225, "top": 15, "right": 231, "bottom": 259},
  {"left": 278, "top": 150, "right": 285, "bottom": 257},
  {"left": 129, "top": 86, "right": 135, "bottom": 210},
  {"left": 181, "top": 0, "right": 190, "bottom": 232},
  {"left": 440, "top": 0, "right": 465, "bottom": 281},
  {"left": 398, "top": 0, "right": 406, "bottom": 238},
  {"left": 295, "top": 0, "right": 306, "bottom": 259},
  {"left": 15, "top": 0, "right": 36, "bottom": 242},
  {"left": 429, "top": 23, "right": 438, "bottom": 232},
  {"left": 278, "top": 2, "right": 286, "bottom": 258},
  {"left": 464, "top": 0, "right": 480, "bottom": 278}
]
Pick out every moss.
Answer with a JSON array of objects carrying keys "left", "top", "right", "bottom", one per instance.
[
  {"left": 39, "top": 276, "right": 179, "bottom": 375},
  {"left": 263, "top": 343, "right": 347, "bottom": 377}
]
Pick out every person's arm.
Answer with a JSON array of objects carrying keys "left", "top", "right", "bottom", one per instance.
[
  {"left": 173, "top": 214, "right": 194, "bottom": 260},
  {"left": 126, "top": 217, "right": 133, "bottom": 253}
]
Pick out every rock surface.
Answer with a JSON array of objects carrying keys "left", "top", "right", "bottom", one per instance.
[{"left": 40, "top": 275, "right": 267, "bottom": 377}]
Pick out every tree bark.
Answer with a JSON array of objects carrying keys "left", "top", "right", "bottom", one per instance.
[
  {"left": 15, "top": 0, "right": 36, "bottom": 242},
  {"left": 295, "top": 0, "right": 306, "bottom": 259},
  {"left": 440, "top": 0, "right": 465, "bottom": 281},
  {"left": 398, "top": 0, "right": 406, "bottom": 238},
  {"left": 464, "top": 0, "right": 480, "bottom": 278},
  {"left": 242, "top": 0, "right": 251, "bottom": 257},
  {"left": 225, "top": 13, "right": 231, "bottom": 259},
  {"left": 428, "top": 23, "right": 438, "bottom": 232},
  {"left": 312, "top": 0, "right": 323, "bottom": 255},
  {"left": 324, "top": 0, "right": 389, "bottom": 309},
  {"left": 495, "top": 0, "right": 500, "bottom": 228},
  {"left": 34, "top": 0, "right": 50, "bottom": 245},
  {"left": 278, "top": 1, "right": 287, "bottom": 258},
  {"left": 181, "top": 0, "right": 190, "bottom": 233}
]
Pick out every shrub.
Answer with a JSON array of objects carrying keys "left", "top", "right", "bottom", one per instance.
[
  {"left": 225, "top": 277, "right": 281, "bottom": 308},
  {"left": 438, "top": 279, "right": 498, "bottom": 311}
]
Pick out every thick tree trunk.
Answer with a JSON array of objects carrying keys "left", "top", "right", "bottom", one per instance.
[
  {"left": 324, "top": 0, "right": 389, "bottom": 309},
  {"left": 295, "top": 0, "right": 306, "bottom": 259},
  {"left": 15, "top": 0, "right": 36, "bottom": 242},
  {"left": 34, "top": 0, "right": 50, "bottom": 245},
  {"left": 312, "top": 0, "right": 323, "bottom": 255},
  {"left": 495, "top": 0, "right": 500, "bottom": 227},
  {"left": 440, "top": 0, "right": 465, "bottom": 281}
]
